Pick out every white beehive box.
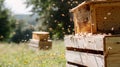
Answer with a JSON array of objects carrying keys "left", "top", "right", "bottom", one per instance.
[{"left": 64, "top": 35, "right": 120, "bottom": 67}]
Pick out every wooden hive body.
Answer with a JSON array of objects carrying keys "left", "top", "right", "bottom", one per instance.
[
  {"left": 29, "top": 32, "right": 52, "bottom": 50},
  {"left": 64, "top": 35, "right": 120, "bottom": 67},
  {"left": 70, "top": 1, "right": 120, "bottom": 34},
  {"left": 32, "top": 32, "right": 49, "bottom": 41}
]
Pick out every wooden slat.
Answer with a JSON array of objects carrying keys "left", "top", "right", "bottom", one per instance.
[
  {"left": 29, "top": 39, "right": 39, "bottom": 44},
  {"left": 66, "top": 50, "right": 104, "bottom": 67},
  {"left": 104, "top": 36, "right": 120, "bottom": 67},
  {"left": 80, "top": 52, "right": 103, "bottom": 67},
  {"left": 65, "top": 35, "right": 105, "bottom": 67},
  {"left": 39, "top": 41, "right": 52, "bottom": 50},
  {"left": 95, "top": 55, "right": 104, "bottom": 67},
  {"left": 29, "top": 39, "right": 39, "bottom": 48},
  {"left": 66, "top": 50, "right": 83, "bottom": 65},
  {"left": 32, "top": 32, "right": 49, "bottom": 41},
  {"left": 64, "top": 35, "right": 104, "bottom": 51},
  {"left": 90, "top": 4, "right": 97, "bottom": 33}
]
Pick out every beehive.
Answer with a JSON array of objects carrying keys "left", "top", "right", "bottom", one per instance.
[
  {"left": 29, "top": 39, "right": 52, "bottom": 50},
  {"left": 70, "top": 1, "right": 120, "bottom": 34},
  {"left": 32, "top": 32, "right": 49, "bottom": 41},
  {"left": 29, "top": 32, "right": 52, "bottom": 50},
  {"left": 64, "top": 35, "right": 120, "bottom": 67}
]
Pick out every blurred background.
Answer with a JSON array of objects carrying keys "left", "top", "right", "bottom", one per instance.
[{"left": 0, "top": 0, "right": 84, "bottom": 43}]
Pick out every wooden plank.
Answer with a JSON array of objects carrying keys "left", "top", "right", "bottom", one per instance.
[
  {"left": 66, "top": 50, "right": 103, "bottom": 67},
  {"left": 84, "top": 36, "right": 96, "bottom": 50},
  {"left": 94, "top": 36, "right": 104, "bottom": 51},
  {"left": 65, "top": 35, "right": 106, "bottom": 67},
  {"left": 64, "top": 35, "right": 104, "bottom": 51},
  {"left": 29, "top": 39, "right": 52, "bottom": 50},
  {"left": 39, "top": 41, "right": 52, "bottom": 50},
  {"left": 29, "top": 39, "right": 39, "bottom": 44},
  {"left": 95, "top": 54, "right": 104, "bottom": 67},
  {"left": 32, "top": 32, "right": 49, "bottom": 41},
  {"left": 95, "top": 6, "right": 120, "bottom": 34},
  {"left": 29, "top": 39, "right": 39, "bottom": 48},
  {"left": 90, "top": 4, "right": 97, "bottom": 33},
  {"left": 104, "top": 36, "right": 120, "bottom": 67},
  {"left": 66, "top": 50, "right": 83, "bottom": 65},
  {"left": 86, "top": 53, "right": 98, "bottom": 67},
  {"left": 64, "top": 35, "right": 76, "bottom": 48},
  {"left": 81, "top": 53, "right": 104, "bottom": 67}
]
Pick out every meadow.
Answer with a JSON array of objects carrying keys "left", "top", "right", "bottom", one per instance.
[{"left": 0, "top": 40, "right": 66, "bottom": 67}]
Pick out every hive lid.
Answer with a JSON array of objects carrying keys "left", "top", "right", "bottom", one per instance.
[
  {"left": 70, "top": 1, "right": 120, "bottom": 12},
  {"left": 32, "top": 31, "right": 49, "bottom": 34}
]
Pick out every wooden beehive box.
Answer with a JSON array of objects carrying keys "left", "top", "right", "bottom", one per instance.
[
  {"left": 29, "top": 39, "right": 52, "bottom": 50},
  {"left": 29, "top": 31, "right": 52, "bottom": 50},
  {"left": 70, "top": 1, "right": 120, "bottom": 34},
  {"left": 32, "top": 32, "right": 49, "bottom": 41},
  {"left": 64, "top": 35, "right": 120, "bottom": 67}
]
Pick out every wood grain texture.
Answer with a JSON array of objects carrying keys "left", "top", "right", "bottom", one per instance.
[
  {"left": 64, "top": 35, "right": 105, "bottom": 51},
  {"left": 32, "top": 32, "right": 49, "bottom": 41},
  {"left": 39, "top": 41, "right": 52, "bottom": 50},
  {"left": 104, "top": 36, "right": 120, "bottom": 67},
  {"left": 66, "top": 50, "right": 104, "bottom": 67},
  {"left": 65, "top": 35, "right": 120, "bottom": 67},
  {"left": 29, "top": 39, "right": 52, "bottom": 50},
  {"left": 71, "top": 1, "right": 120, "bottom": 34},
  {"left": 65, "top": 35, "right": 105, "bottom": 67}
]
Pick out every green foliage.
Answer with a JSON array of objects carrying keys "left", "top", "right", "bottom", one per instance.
[
  {"left": 0, "top": 0, "right": 16, "bottom": 41},
  {"left": 27, "top": 0, "right": 84, "bottom": 39},
  {"left": 11, "top": 20, "right": 34, "bottom": 43}
]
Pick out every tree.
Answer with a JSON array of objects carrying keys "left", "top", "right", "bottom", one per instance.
[
  {"left": 27, "top": 0, "right": 84, "bottom": 39},
  {"left": 11, "top": 20, "right": 34, "bottom": 43},
  {"left": 0, "top": 0, "right": 15, "bottom": 41}
]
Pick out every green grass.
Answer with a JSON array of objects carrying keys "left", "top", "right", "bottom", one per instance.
[{"left": 0, "top": 40, "right": 66, "bottom": 67}]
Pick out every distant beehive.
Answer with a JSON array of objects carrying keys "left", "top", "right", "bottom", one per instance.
[
  {"left": 32, "top": 32, "right": 49, "bottom": 41},
  {"left": 29, "top": 32, "right": 52, "bottom": 50},
  {"left": 70, "top": 1, "right": 120, "bottom": 34}
]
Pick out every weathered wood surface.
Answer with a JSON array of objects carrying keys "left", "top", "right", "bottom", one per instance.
[
  {"left": 73, "top": 4, "right": 91, "bottom": 34},
  {"left": 64, "top": 35, "right": 104, "bottom": 51},
  {"left": 29, "top": 39, "right": 39, "bottom": 48},
  {"left": 65, "top": 35, "right": 104, "bottom": 67},
  {"left": 71, "top": 1, "right": 120, "bottom": 34},
  {"left": 66, "top": 50, "right": 104, "bottom": 67},
  {"left": 104, "top": 36, "right": 120, "bottom": 67},
  {"left": 95, "top": 4, "right": 120, "bottom": 34},
  {"left": 32, "top": 32, "right": 49, "bottom": 41},
  {"left": 29, "top": 39, "right": 52, "bottom": 50},
  {"left": 39, "top": 40, "right": 52, "bottom": 50},
  {"left": 65, "top": 35, "right": 120, "bottom": 67}
]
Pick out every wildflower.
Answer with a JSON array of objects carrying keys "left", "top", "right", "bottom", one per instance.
[{"left": 24, "top": 60, "right": 28, "bottom": 64}]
